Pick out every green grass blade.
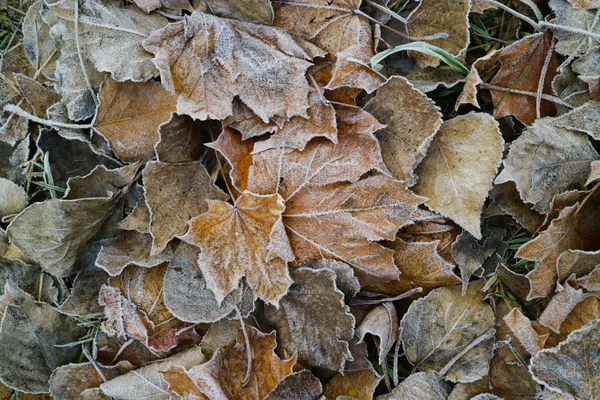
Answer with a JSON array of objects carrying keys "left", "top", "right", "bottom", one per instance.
[{"left": 371, "top": 42, "right": 469, "bottom": 75}]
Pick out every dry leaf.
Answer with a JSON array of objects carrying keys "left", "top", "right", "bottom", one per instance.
[
  {"left": 156, "top": 113, "right": 220, "bottom": 164},
  {"left": 377, "top": 371, "right": 450, "bottom": 400},
  {"left": 503, "top": 308, "right": 546, "bottom": 355},
  {"left": 530, "top": 320, "right": 600, "bottom": 399},
  {"left": 0, "top": 178, "right": 27, "bottom": 218},
  {"left": 400, "top": 283, "right": 496, "bottom": 382},
  {"left": 489, "top": 32, "right": 560, "bottom": 125},
  {"left": 206, "top": 127, "right": 254, "bottom": 191},
  {"left": 263, "top": 370, "right": 322, "bottom": 400},
  {"left": 49, "top": 362, "right": 129, "bottom": 400},
  {"left": 322, "top": 368, "right": 381, "bottom": 400},
  {"left": 181, "top": 191, "right": 293, "bottom": 305},
  {"left": 549, "top": 100, "right": 599, "bottom": 140},
  {"left": 413, "top": 112, "right": 504, "bottom": 239},
  {"left": 94, "top": 77, "right": 177, "bottom": 162},
  {"left": 364, "top": 76, "right": 443, "bottom": 186},
  {"left": 495, "top": 117, "right": 600, "bottom": 213},
  {"left": 133, "top": 0, "right": 191, "bottom": 13},
  {"left": 489, "top": 182, "right": 545, "bottom": 233},
  {"left": 264, "top": 266, "right": 355, "bottom": 372},
  {"left": 356, "top": 302, "right": 398, "bottom": 365},
  {"left": 143, "top": 11, "right": 314, "bottom": 121},
  {"left": 201, "top": 0, "right": 273, "bottom": 25}
]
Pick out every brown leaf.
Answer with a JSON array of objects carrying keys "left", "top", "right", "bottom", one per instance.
[
  {"left": 322, "top": 368, "right": 381, "bottom": 400},
  {"left": 503, "top": 308, "right": 547, "bottom": 355},
  {"left": 530, "top": 320, "right": 600, "bottom": 399},
  {"left": 489, "top": 182, "right": 545, "bottom": 233},
  {"left": 246, "top": 106, "right": 424, "bottom": 284},
  {"left": 400, "top": 283, "right": 496, "bottom": 382},
  {"left": 455, "top": 50, "right": 500, "bottom": 110},
  {"left": 207, "top": 127, "right": 254, "bottom": 192},
  {"left": 517, "top": 184, "right": 600, "bottom": 300},
  {"left": 376, "top": 371, "right": 450, "bottom": 400},
  {"left": 489, "top": 32, "right": 561, "bottom": 125},
  {"left": 133, "top": 0, "right": 191, "bottom": 13},
  {"left": 586, "top": 160, "right": 600, "bottom": 186},
  {"left": 183, "top": 327, "right": 296, "bottom": 400},
  {"left": 264, "top": 266, "right": 355, "bottom": 372},
  {"left": 495, "top": 117, "right": 599, "bottom": 214},
  {"left": 538, "top": 277, "right": 593, "bottom": 333},
  {"left": 264, "top": 370, "right": 323, "bottom": 400},
  {"left": 94, "top": 77, "right": 177, "bottom": 162},
  {"left": 364, "top": 76, "right": 442, "bottom": 186},
  {"left": 156, "top": 113, "right": 220, "bottom": 164},
  {"left": 413, "top": 112, "right": 504, "bottom": 239},
  {"left": 407, "top": 0, "right": 470, "bottom": 68},
  {"left": 64, "top": 163, "right": 140, "bottom": 200},
  {"left": 181, "top": 191, "right": 293, "bottom": 305},
  {"left": 356, "top": 302, "right": 398, "bottom": 365},
  {"left": 201, "top": 0, "right": 273, "bottom": 25},
  {"left": 143, "top": 160, "right": 228, "bottom": 255},
  {"left": 143, "top": 12, "right": 315, "bottom": 122},
  {"left": 49, "top": 362, "right": 130, "bottom": 400},
  {"left": 14, "top": 74, "right": 61, "bottom": 118}
]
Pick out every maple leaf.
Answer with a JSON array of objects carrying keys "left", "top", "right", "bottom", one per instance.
[
  {"left": 143, "top": 11, "right": 316, "bottom": 121},
  {"left": 181, "top": 191, "right": 293, "bottom": 306}
]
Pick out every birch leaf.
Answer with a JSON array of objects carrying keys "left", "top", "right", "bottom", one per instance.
[{"left": 376, "top": 371, "right": 450, "bottom": 400}]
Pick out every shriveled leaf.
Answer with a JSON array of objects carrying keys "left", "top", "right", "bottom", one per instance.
[
  {"left": 186, "top": 327, "right": 296, "bottom": 400},
  {"left": 356, "top": 302, "right": 398, "bottom": 365},
  {"left": 264, "top": 266, "right": 355, "bottom": 372},
  {"left": 0, "top": 285, "right": 86, "bottom": 393},
  {"left": 364, "top": 76, "right": 442, "bottom": 186},
  {"left": 407, "top": 0, "right": 470, "bottom": 68},
  {"left": 489, "top": 32, "right": 560, "bottom": 126},
  {"left": 181, "top": 191, "right": 292, "bottom": 305},
  {"left": 495, "top": 117, "right": 599, "bottom": 213},
  {"left": 94, "top": 78, "right": 177, "bottom": 162},
  {"left": 144, "top": 160, "right": 227, "bottom": 255},
  {"left": 413, "top": 112, "right": 504, "bottom": 239},
  {"left": 530, "top": 320, "right": 600, "bottom": 399},
  {"left": 143, "top": 12, "right": 314, "bottom": 121},
  {"left": 65, "top": 163, "right": 140, "bottom": 200},
  {"left": 400, "top": 283, "right": 496, "bottom": 382},
  {"left": 7, "top": 196, "right": 117, "bottom": 277},
  {"left": 100, "top": 346, "right": 206, "bottom": 400},
  {"left": 322, "top": 368, "right": 381, "bottom": 400},
  {"left": 376, "top": 371, "right": 450, "bottom": 400}
]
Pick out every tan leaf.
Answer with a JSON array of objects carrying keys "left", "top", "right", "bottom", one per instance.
[
  {"left": 160, "top": 365, "right": 224, "bottom": 400},
  {"left": 264, "top": 266, "right": 355, "bottom": 372},
  {"left": 489, "top": 32, "right": 561, "bottom": 125},
  {"left": 549, "top": 100, "right": 600, "bottom": 140},
  {"left": 264, "top": 370, "right": 323, "bottom": 400},
  {"left": 356, "top": 302, "right": 398, "bottom": 365},
  {"left": 64, "top": 163, "right": 140, "bottom": 200},
  {"left": 489, "top": 182, "right": 545, "bottom": 233},
  {"left": 586, "top": 160, "right": 600, "bottom": 186},
  {"left": 201, "top": 0, "right": 273, "bottom": 25},
  {"left": 181, "top": 191, "right": 292, "bottom": 305},
  {"left": 503, "top": 308, "right": 547, "bottom": 355},
  {"left": 206, "top": 127, "right": 254, "bottom": 192},
  {"left": 400, "top": 283, "right": 496, "bottom": 382},
  {"left": 117, "top": 194, "right": 151, "bottom": 233},
  {"left": 517, "top": 184, "right": 600, "bottom": 300},
  {"left": 413, "top": 112, "right": 504, "bottom": 239},
  {"left": 49, "top": 362, "right": 129, "bottom": 400},
  {"left": 143, "top": 12, "right": 314, "bottom": 122},
  {"left": 495, "top": 117, "right": 599, "bottom": 214},
  {"left": 376, "top": 371, "right": 450, "bottom": 400},
  {"left": 538, "top": 277, "right": 593, "bottom": 333},
  {"left": 22, "top": 0, "right": 57, "bottom": 79},
  {"left": 407, "top": 0, "right": 470, "bottom": 68},
  {"left": 186, "top": 327, "right": 296, "bottom": 400},
  {"left": 94, "top": 77, "right": 177, "bottom": 163},
  {"left": 133, "top": 0, "right": 191, "bottom": 13},
  {"left": 0, "top": 178, "right": 27, "bottom": 218},
  {"left": 455, "top": 50, "right": 500, "bottom": 110},
  {"left": 364, "top": 76, "right": 443, "bottom": 186},
  {"left": 530, "top": 320, "right": 600, "bottom": 399},
  {"left": 322, "top": 368, "right": 382, "bottom": 400},
  {"left": 557, "top": 249, "right": 600, "bottom": 282},
  {"left": 14, "top": 74, "right": 61, "bottom": 118},
  {"left": 143, "top": 160, "right": 228, "bottom": 255},
  {"left": 273, "top": 0, "right": 382, "bottom": 93}
]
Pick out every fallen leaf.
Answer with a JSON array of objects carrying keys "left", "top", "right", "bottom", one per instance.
[
  {"left": 356, "top": 302, "right": 398, "bottom": 365},
  {"left": 322, "top": 368, "right": 381, "bottom": 400},
  {"left": 0, "top": 178, "right": 27, "bottom": 217},
  {"left": 0, "top": 138, "right": 28, "bottom": 185},
  {"left": 376, "top": 371, "right": 450, "bottom": 400},
  {"left": 64, "top": 163, "right": 140, "bottom": 200},
  {"left": 156, "top": 113, "right": 220, "bottom": 164},
  {"left": 264, "top": 370, "right": 322, "bottom": 400},
  {"left": 0, "top": 284, "right": 86, "bottom": 393},
  {"left": 206, "top": 127, "right": 254, "bottom": 191},
  {"left": 538, "top": 277, "right": 592, "bottom": 333},
  {"left": 14, "top": 74, "right": 61, "bottom": 117},
  {"left": 489, "top": 182, "right": 545, "bottom": 233},
  {"left": 549, "top": 100, "right": 599, "bottom": 140},
  {"left": 143, "top": 11, "right": 314, "bottom": 121},
  {"left": 185, "top": 326, "right": 296, "bottom": 400},
  {"left": 133, "top": 0, "right": 191, "bottom": 13},
  {"left": 201, "top": 0, "right": 273, "bottom": 25},
  {"left": 530, "top": 320, "right": 600, "bottom": 399},
  {"left": 0, "top": 257, "right": 59, "bottom": 304},
  {"left": 413, "top": 112, "right": 504, "bottom": 239},
  {"left": 264, "top": 266, "right": 355, "bottom": 372},
  {"left": 400, "top": 283, "right": 496, "bottom": 382},
  {"left": 407, "top": 0, "right": 470, "bottom": 67},
  {"left": 22, "top": 0, "right": 57, "bottom": 79},
  {"left": 181, "top": 191, "right": 293, "bottom": 305},
  {"left": 495, "top": 117, "right": 600, "bottom": 213},
  {"left": 143, "top": 160, "right": 227, "bottom": 255},
  {"left": 94, "top": 77, "right": 177, "bottom": 162},
  {"left": 364, "top": 76, "right": 442, "bottom": 186},
  {"left": 49, "top": 362, "right": 130, "bottom": 400},
  {"left": 503, "top": 308, "right": 546, "bottom": 355},
  {"left": 300, "top": 258, "right": 361, "bottom": 300},
  {"left": 489, "top": 32, "right": 561, "bottom": 125}
]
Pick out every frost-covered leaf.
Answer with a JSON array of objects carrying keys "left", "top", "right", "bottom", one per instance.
[
  {"left": 181, "top": 191, "right": 293, "bottom": 306},
  {"left": 549, "top": 100, "right": 600, "bottom": 140},
  {"left": 530, "top": 320, "right": 600, "bottom": 399},
  {"left": 413, "top": 113, "right": 504, "bottom": 239},
  {"left": 0, "top": 178, "right": 27, "bottom": 218},
  {"left": 49, "top": 362, "right": 129, "bottom": 400},
  {"left": 322, "top": 368, "right": 381, "bottom": 400},
  {"left": 94, "top": 78, "right": 177, "bottom": 162},
  {"left": 143, "top": 160, "right": 227, "bottom": 255},
  {"left": 264, "top": 370, "right": 322, "bottom": 400},
  {"left": 495, "top": 117, "right": 599, "bottom": 214},
  {"left": 364, "top": 76, "right": 442, "bottom": 186},
  {"left": 22, "top": 0, "right": 57, "bottom": 79},
  {"left": 156, "top": 113, "right": 220, "bottom": 164},
  {"left": 202, "top": 0, "right": 273, "bottom": 25},
  {"left": 356, "top": 302, "right": 398, "bottom": 365},
  {"left": 143, "top": 11, "right": 314, "bottom": 121},
  {"left": 377, "top": 371, "right": 450, "bottom": 400},
  {"left": 264, "top": 267, "right": 355, "bottom": 372},
  {"left": 400, "top": 283, "right": 496, "bottom": 382},
  {"left": 0, "top": 285, "right": 86, "bottom": 393}
]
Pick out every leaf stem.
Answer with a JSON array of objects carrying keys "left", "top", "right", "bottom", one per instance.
[
  {"left": 480, "top": 83, "right": 573, "bottom": 108},
  {"left": 354, "top": 9, "right": 448, "bottom": 41},
  {"left": 473, "top": 0, "right": 541, "bottom": 31},
  {"left": 539, "top": 21, "right": 600, "bottom": 41},
  {"left": 3, "top": 104, "right": 94, "bottom": 129}
]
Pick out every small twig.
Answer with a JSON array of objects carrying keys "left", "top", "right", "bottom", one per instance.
[
  {"left": 38, "top": 273, "right": 44, "bottom": 302},
  {"left": 539, "top": 21, "right": 600, "bottom": 41},
  {"left": 2, "top": 104, "right": 94, "bottom": 129},
  {"left": 536, "top": 38, "right": 555, "bottom": 119},
  {"left": 480, "top": 83, "right": 574, "bottom": 108},
  {"left": 83, "top": 346, "right": 107, "bottom": 382},
  {"left": 235, "top": 307, "right": 252, "bottom": 387},
  {"left": 474, "top": 0, "right": 540, "bottom": 31},
  {"left": 74, "top": 0, "right": 98, "bottom": 107},
  {"left": 393, "top": 327, "right": 401, "bottom": 387},
  {"left": 110, "top": 338, "right": 135, "bottom": 365},
  {"left": 350, "top": 287, "right": 423, "bottom": 305},
  {"left": 364, "top": 0, "right": 406, "bottom": 24},
  {"left": 156, "top": 10, "right": 184, "bottom": 20},
  {"left": 354, "top": 10, "right": 449, "bottom": 41}
]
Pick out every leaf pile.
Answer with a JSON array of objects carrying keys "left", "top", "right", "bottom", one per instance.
[{"left": 0, "top": 0, "right": 600, "bottom": 398}]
